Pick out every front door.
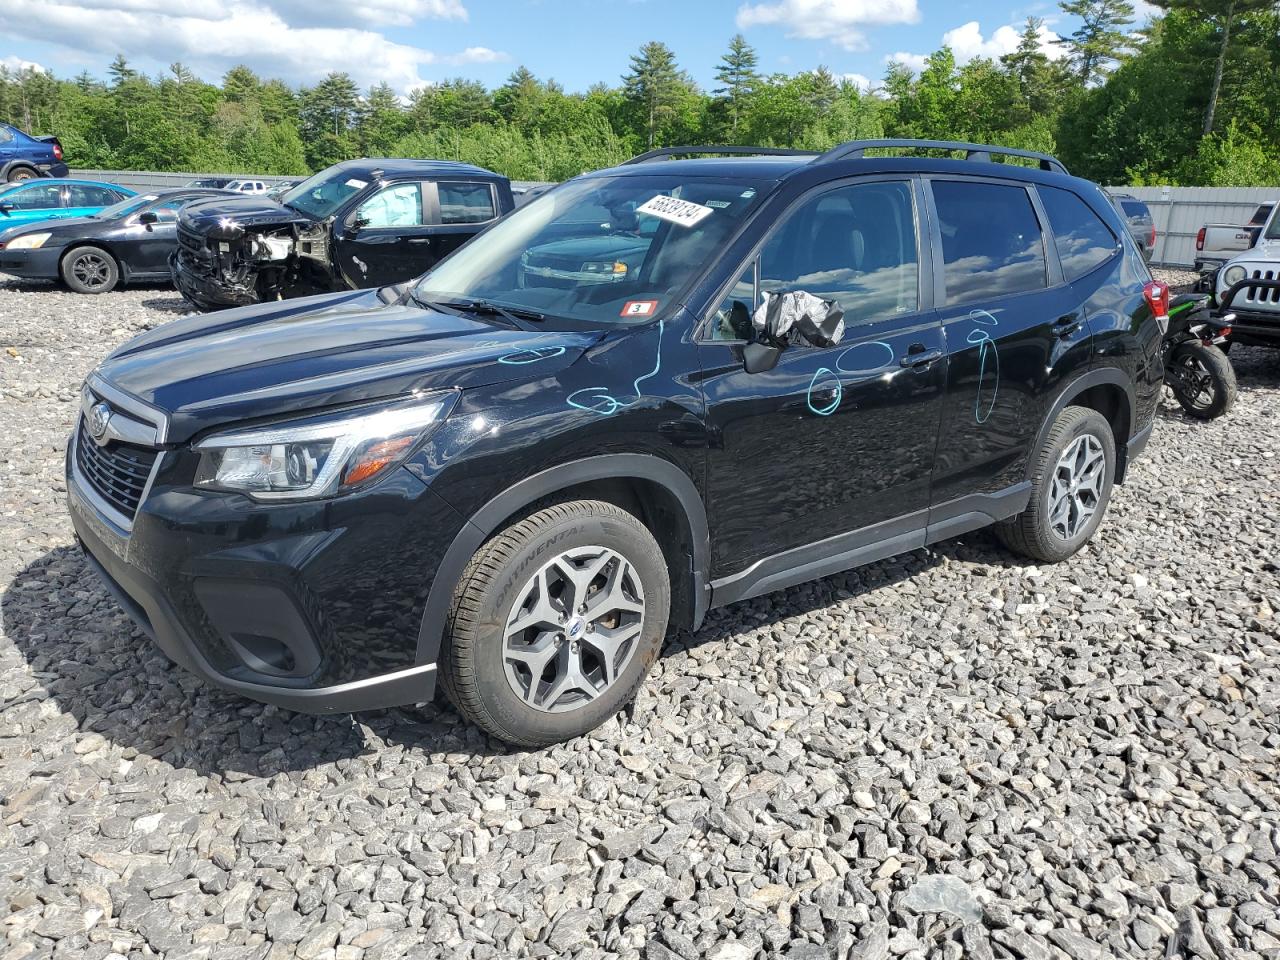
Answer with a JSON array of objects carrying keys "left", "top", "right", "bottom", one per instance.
[
  {"left": 333, "top": 181, "right": 432, "bottom": 289},
  {"left": 1, "top": 181, "right": 64, "bottom": 227},
  {"left": 119, "top": 194, "right": 192, "bottom": 274},
  {"left": 697, "top": 178, "right": 946, "bottom": 584},
  {"left": 924, "top": 177, "right": 1094, "bottom": 507}
]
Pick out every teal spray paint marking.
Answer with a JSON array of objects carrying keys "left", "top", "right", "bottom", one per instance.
[
  {"left": 966, "top": 309, "right": 1000, "bottom": 424},
  {"left": 498, "top": 345, "right": 567, "bottom": 365},
  {"left": 566, "top": 317, "right": 664, "bottom": 416},
  {"left": 805, "top": 340, "right": 896, "bottom": 416}
]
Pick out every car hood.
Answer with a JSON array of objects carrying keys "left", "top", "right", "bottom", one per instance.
[
  {"left": 95, "top": 288, "right": 602, "bottom": 443},
  {"left": 178, "top": 194, "right": 314, "bottom": 236},
  {"left": 2, "top": 216, "right": 101, "bottom": 241},
  {"left": 526, "top": 235, "right": 650, "bottom": 261}
]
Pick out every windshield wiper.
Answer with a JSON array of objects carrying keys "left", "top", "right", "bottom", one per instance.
[{"left": 432, "top": 297, "right": 547, "bottom": 329}]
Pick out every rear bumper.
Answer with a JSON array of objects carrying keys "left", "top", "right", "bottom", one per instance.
[
  {"left": 0, "top": 245, "right": 62, "bottom": 279},
  {"left": 36, "top": 162, "right": 70, "bottom": 178}
]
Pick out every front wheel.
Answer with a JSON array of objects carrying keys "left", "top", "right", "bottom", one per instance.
[
  {"left": 1167, "top": 339, "right": 1236, "bottom": 420},
  {"left": 61, "top": 246, "right": 119, "bottom": 294},
  {"left": 439, "top": 500, "right": 670, "bottom": 747},
  {"left": 996, "top": 406, "right": 1116, "bottom": 563}
]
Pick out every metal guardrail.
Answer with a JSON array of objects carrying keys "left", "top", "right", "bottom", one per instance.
[{"left": 72, "top": 169, "right": 552, "bottom": 196}]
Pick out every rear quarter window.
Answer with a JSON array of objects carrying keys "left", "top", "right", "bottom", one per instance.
[{"left": 1039, "top": 186, "right": 1120, "bottom": 281}]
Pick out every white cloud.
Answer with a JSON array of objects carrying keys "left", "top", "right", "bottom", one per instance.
[
  {"left": 941, "top": 20, "right": 1065, "bottom": 64},
  {"left": 887, "top": 19, "right": 1065, "bottom": 74},
  {"left": 886, "top": 52, "right": 929, "bottom": 72},
  {"left": 0, "top": 0, "right": 504, "bottom": 92},
  {"left": 269, "top": 0, "right": 467, "bottom": 29},
  {"left": 1, "top": 56, "right": 45, "bottom": 73},
  {"left": 841, "top": 72, "right": 871, "bottom": 92},
  {"left": 737, "top": 0, "right": 921, "bottom": 51}
]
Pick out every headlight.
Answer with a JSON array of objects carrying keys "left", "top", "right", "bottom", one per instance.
[
  {"left": 194, "top": 391, "right": 457, "bottom": 500},
  {"left": 6, "top": 232, "right": 51, "bottom": 250},
  {"left": 1221, "top": 265, "right": 1247, "bottom": 288},
  {"left": 581, "top": 260, "right": 628, "bottom": 277}
]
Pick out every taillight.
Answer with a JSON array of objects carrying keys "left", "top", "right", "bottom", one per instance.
[
  {"left": 53, "top": 143, "right": 62, "bottom": 161},
  {"left": 1143, "top": 280, "right": 1169, "bottom": 319},
  {"left": 1196, "top": 227, "right": 1205, "bottom": 251}
]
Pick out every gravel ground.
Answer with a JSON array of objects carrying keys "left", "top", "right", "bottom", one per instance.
[{"left": 1, "top": 273, "right": 1277, "bottom": 960}]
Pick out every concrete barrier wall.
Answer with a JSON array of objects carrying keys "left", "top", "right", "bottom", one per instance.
[{"left": 71, "top": 169, "right": 551, "bottom": 197}]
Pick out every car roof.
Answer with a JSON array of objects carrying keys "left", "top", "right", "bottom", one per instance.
[
  {"left": 589, "top": 154, "right": 1087, "bottom": 190},
  {"left": 327, "top": 157, "right": 506, "bottom": 181},
  {"left": 4, "top": 178, "right": 132, "bottom": 190}
]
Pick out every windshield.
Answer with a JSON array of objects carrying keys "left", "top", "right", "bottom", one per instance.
[
  {"left": 279, "top": 168, "right": 369, "bottom": 219},
  {"left": 1266, "top": 212, "right": 1280, "bottom": 241},
  {"left": 96, "top": 194, "right": 157, "bottom": 219},
  {"left": 416, "top": 174, "right": 770, "bottom": 327}
]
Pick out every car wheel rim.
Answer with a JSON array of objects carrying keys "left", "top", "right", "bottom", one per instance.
[
  {"left": 73, "top": 254, "right": 109, "bottom": 289},
  {"left": 1047, "top": 434, "right": 1105, "bottom": 541},
  {"left": 1176, "top": 354, "right": 1215, "bottom": 409},
  {"left": 502, "top": 545, "right": 645, "bottom": 714}
]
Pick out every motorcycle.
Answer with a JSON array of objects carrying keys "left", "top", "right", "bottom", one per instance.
[{"left": 1162, "top": 292, "right": 1237, "bottom": 420}]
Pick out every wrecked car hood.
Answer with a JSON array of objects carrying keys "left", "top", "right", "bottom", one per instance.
[
  {"left": 95, "top": 288, "right": 601, "bottom": 443},
  {"left": 178, "top": 195, "right": 315, "bottom": 236}
]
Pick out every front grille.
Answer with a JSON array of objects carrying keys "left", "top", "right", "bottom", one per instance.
[
  {"left": 178, "top": 227, "right": 212, "bottom": 257},
  {"left": 1245, "top": 269, "right": 1280, "bottom": 304},
  {"left": 76, "top": 421, "right": 158, "bottom": 520}
]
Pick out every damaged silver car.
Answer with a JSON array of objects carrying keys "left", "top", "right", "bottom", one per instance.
[{"left": 170, "top": 159, "right": 514, "bottom": 310}]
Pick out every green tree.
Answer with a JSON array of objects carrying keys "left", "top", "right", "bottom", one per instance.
[
  {"left": 713, "top": 34, "right": 760, "bottom": 137},
  {"left": 1057, "top": 0, "right": 1136, "bottom": 84},
  {"left": 623, "top": 41, "right": 684, "bottom": 148},
  {"left": 1151, "top": 0, "right": 1273, "bottom": 133}
]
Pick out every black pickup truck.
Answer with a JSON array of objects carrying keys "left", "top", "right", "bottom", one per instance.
[{"left": 171, "top": 158, "right": 514, "bottom": 310}]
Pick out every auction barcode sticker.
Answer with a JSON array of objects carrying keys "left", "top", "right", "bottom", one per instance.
[{"left": 637, "top": 194, "right": 714, "bottom": 227}]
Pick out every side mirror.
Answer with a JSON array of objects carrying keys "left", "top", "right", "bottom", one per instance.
[
  {"left": 742, "top": 340, "right": 784, "bottom": 374},
  {"left": 0, "top": 203, "right": 11, "bottom": 217},
  {"left": 138, "top": 211, "right": 159, "bottom": 229},
  {"left": 348, "top": 216, "right": 370, "bottom": 233}
]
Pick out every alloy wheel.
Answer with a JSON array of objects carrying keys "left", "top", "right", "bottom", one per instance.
[
  {"left": 1047, "top": 434, "right": 1105, "bottom": 541},
  {"left": 502, "top": 545, "right": 645, "bottom": 713},
  {"left": 72, "top": 253, "right": 111, "bottom": 290},
  {"left": 1173, "top": 352, "right": 1216, "bottom": 412}
]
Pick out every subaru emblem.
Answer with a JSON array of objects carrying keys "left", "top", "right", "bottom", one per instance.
[{"left": 88, "top": 402, "right": 112, "bottom": 443}]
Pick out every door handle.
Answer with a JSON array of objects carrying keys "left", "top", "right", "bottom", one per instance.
[
  {"left": 900, "top": 348, "right": 943, "bottom": 368},
  {"left": 1052, "top": 315, "right": 1083, "bottom": 338},
  {"left": 408, "top": 238, "right": 432, "bottom": 244}
]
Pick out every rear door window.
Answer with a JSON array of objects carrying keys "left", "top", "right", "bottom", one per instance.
[
  {"left": 437, "top": 181, "right": 497, "bottom": 224},
  {"left": 931, "top": 180, "right": 1047, "bottom": 305},
  {"left": 1120, "top": 200, "right": 1148, "bottom": 219},
  {"left": 67, "top": 184, "right": 120, "bottom": 207},
  {"left": 0, "top": 126, "right": 14, "bottom": 145},
  {"left": 1039, "top": 185, "right": 1120, "bottom": 281}
]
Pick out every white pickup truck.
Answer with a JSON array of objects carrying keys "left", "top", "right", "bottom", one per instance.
[
  {"left": 1213, "top": 203, "right": 1280, "bottom": 351},
  {"left": 1195, "top": 202, "right": 1275, "bottom": 276}
]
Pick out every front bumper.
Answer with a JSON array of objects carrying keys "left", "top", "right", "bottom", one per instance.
[
  {"left": 67, "top": 423, "right": 466, "bottom": 713},
  {"left": 0, "top": 244, "right": 62, "bottom": 279},
  {"left": 170, "top": 249, "right": 261, "bottom": 309}
]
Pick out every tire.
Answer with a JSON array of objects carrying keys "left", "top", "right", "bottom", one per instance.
[
  {"left": 1168, "top": 339, "right": 1236, "bottom": 420},
  {"left": 60, "top": 246, "right": 120, "bottom": 294},
  {"left": 439, "top": 500, "right": 670, "bottom": 747},
  {"left": 995, "top": 406, "right": 1116, "bottom": 563},
  {"left": 1217, "top": 339, "right": 1232, "bottom": 355},
  {"left": 6, "top": 166, "right": 36, "bottom": 183}
]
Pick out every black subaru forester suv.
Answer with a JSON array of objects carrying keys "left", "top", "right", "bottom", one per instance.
[{"left": 69, "top": 140, "right": 1165, "bottom": 747}]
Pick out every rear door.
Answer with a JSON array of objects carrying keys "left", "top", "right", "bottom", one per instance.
[
  {"left": 64, "top": 183, "right": 122, "bottom": 219},
  {"left": 925, "top": 176, "right": 1093, "bottom": 509},
  {"left": 427, "top": 180, "right": 501, "bottom": 261}
]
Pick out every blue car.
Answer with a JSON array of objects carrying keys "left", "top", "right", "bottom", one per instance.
[
  {"left": 0, "top": 179, "right": 136, "bottom": 232},
  {"left": 0, "top": 123, "right": 68, "bottom": 181}
]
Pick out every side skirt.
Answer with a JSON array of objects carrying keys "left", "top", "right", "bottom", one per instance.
[{"left": 709, "top": 481, "right": 1030, "bottom": 608}]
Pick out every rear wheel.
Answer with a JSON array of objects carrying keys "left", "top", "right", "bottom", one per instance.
[
  {"left": 440, "top": 500, "right": 670, "bottom": 747},
  {"left": 6, "top": 166, "right": 36, "bottom": 183},
  {"left": 996, "top": 406, "right": 1116, "bottom": 563},
  {"left": 61, "top": 246, "right": 119, "bottom": 294},
  {"left": 1168, "top": 339, "right": 1236, "bottom": 420}
]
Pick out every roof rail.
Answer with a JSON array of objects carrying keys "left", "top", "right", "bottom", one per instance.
[
  {"left": 622, "top": 145, "right": 819, "bottom": 165},
  {"left": 818, "top": 138, "right": 1068, "bottom": 174}
]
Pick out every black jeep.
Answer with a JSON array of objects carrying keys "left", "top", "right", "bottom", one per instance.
[
  {"left": 170, "top": 158, "right": 513, "bottom": 310},
  {"left": 71, "top": 140, "right": 1163, "bottom": 747}
]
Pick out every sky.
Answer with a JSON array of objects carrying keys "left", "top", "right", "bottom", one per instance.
[{"left": 0, "top": 0, "right": 1157, "bottom": 96}]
